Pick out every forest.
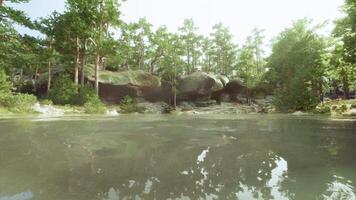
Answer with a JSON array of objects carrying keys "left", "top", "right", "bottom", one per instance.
[{"left": 0, "top": 0, "right": 355, "bottom": 114}]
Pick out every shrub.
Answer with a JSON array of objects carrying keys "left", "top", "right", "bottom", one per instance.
[
  {"left": 84, "top": 96, "right": 106, "bottom": 114},
  {"left": 351, "top": 104, "right": 356, "bottom": 109},
  {"left": 40, "top": 99, "right": 53, "bottom": 106},
  {"left": 119, "top": 95, "right": 146, "bottom": 113},
  {"left": 340, "top": 104, "right": 348, "bottom": 113},
  {"left": 0, "top": 93, "right": 37, "bottom": 113},
  {"left": 75, "top": 85, "right": 97, "bottom": 106},
  {"left": 49, "top": 75, "right": 78, "bottom": 105},
  {"left": 0, "top": 69, "right": 12, "bottom": 93},
  {"left": 331, "top": 105, "right": 338, "bottom": 111},
  {"left": 314, "top": 104, "right": 331, "bottom": 114}
]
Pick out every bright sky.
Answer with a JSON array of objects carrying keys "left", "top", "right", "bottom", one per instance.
[{"left": 12, "top": 0, "right": 345, "bottom": 48}]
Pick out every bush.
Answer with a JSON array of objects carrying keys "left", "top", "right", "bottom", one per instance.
[
  {"left": 84, "top": 96, "right": 106, "bottom": 114},
  {"left": 351, "top": 104, "right": 356, "bottom": 109},
  {"left": 119, "top": 95, "right": 146, "bottom": 113},
  {"left": 314, "top": 104, "right": 331, "bottom": 114},
  {"left": 273, "top": 87, "right": 318, "bottom": 112},
  {"left": 0, "top": 69, "right": 12, "bottom": 93},
  {"left": 49, "top": 75, "right": 78, "bottom": 105},
  {"left": 0, "top": 92, "right": 37, "bottom": 113},
  {"left": 40, "top": 99, "right": 53, "bottom": 106},
  {"left": 331, "top": 105, "right": 338, "bottom": 111},
  {"left": 75, "top": 85, "right": 97, "bottom": 106},
  {"left": 340, "top": 104, "right": 348, "bottom": 113}
]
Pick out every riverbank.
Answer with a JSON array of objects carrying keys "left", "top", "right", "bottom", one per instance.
[{"left": 1, "top": 98, "right": 355, "bottom": 117}]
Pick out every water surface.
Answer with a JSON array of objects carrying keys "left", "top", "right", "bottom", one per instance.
[{"left": 0, "top": 114, "right": 355, "bottom": 200}]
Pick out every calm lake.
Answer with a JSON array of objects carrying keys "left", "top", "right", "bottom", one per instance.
[{"left": 0, "top": 114, "right": 355, "bottom": 200}]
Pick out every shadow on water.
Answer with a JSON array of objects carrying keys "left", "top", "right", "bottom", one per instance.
[{"left": 0, "top": 114, "right": 355, "bottom": 200}]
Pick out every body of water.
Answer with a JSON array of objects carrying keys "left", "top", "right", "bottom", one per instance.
[{"left": 0, "top": 114, "right": 355, "bottom": 200}]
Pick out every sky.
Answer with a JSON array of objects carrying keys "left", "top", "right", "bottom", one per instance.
[{"left": 12, "top": 0, "right": 345, "bottom": 49}]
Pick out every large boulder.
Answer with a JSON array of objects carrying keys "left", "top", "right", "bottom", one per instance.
[
  {"left": 224, "top": 79, "right": 246, "bottom": 94},
  {"left": 177, "top": 72, "right": 228, "bottom": 101},
  {"left": 86, "top": 68, "right": 163, "bottom": 103}
]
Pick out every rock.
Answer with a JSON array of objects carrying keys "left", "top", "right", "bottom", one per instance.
[
  {"left": 224, "top": 79, "right": 246, "bottom": 94},
  {"left": 194, "top": 100, "right": 217, "bottom": 107},
  {"left": 136, "top": 101, "right": 171, "bottom": 114},
  {"left": 106, "top": 109, "right": 119, "bottom": 116},
  {"left": 179, "top": 101, "right": 194, "bottom": 111},
  {"left": 33, "top": 102, "right": 65, "bottom": 117},
  {"left": 292, "top": 111, "right": 308, "bottom": 116},
  {"left": 344, "top": 108, "right": 356, "bottom": 116},
  {"left": 86, "top": 68, "right": 163, "bottom": 104},
  {"left": 177, "top": 72, "right": 226, "bottom": 101}
]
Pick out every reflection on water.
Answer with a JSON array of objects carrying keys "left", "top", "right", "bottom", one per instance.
[
  {"left": 0, "top": 191, "right": 33, "bottom": 200},
  {"left": 0, "top": 115, "right": 355, "bottom": 200}
]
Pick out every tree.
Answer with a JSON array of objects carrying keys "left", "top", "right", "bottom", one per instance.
[
  {"left": 333, "top": 0, "right": 356, "bottom": 98},
  {"left": 90, "top": 0, "right": 122, "bottom": 94},
  {"left": 36, "top": 13, "right": 60, "bottom": 93},
  {"left": 179, "top": 19, "right": 202, "bottom": 74},
  {"left": 236, "top": 29, "right": 266, "bottom": 90},
  {"left": 0, "top": 0, "right": 33, "bottom": 28},
  {"left": 147, "top": 26, "right": 170, "bottom": 73},
  {"left": 266, "top": 19, "right": 326, "bottom": 111},
  {"left": 159, "top": 33, "right": 184, "bottom": 108},
  {"left": 210, "top": 23, "right": 237, "bottom": 75}
]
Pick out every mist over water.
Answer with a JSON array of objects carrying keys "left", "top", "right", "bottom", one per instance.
[{"left": 0, "top": 115, "right": 355, "bottom": 200}]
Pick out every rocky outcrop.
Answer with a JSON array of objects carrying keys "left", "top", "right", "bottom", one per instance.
[
  {"left": 86, "top": 69, "right": 164, "bottom": 104},
  {"left": 177, "top": 72, "right": 228, "bottom": 101}
]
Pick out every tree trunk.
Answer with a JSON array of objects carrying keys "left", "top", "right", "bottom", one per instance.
[
  {"left": 75, "top": 37, "right": 80, "bottom": 86},
  {"left": 341, "top": 68, "right": 350, "bottom": 99},
  {"left": 80, "top": 39, "right": 88, "bottom": 87},
  {"left": 47, "top": 59, "right": 52, "bottom": 94},
  {"left": 173, "top": 86, "right": 177, "bottom": 110},
  {"left": 95, "top": 53, "right": 100, "bottom": 95},
  {"left": 47, "top": 43, "right": 52, "bottom": 94},
  {"left": 33, "top": 67, "right": 39, "bottom": 92}
]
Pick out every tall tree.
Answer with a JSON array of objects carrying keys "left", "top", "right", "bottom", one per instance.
[
  {"left": 266, "top": 19, "right": 326, "bottom": 111},
  {"left": 91, "top": 0, "right": 122, "bottom": 94},
  {"left": 333, "top": 0, "right": 356, "bottom": 98},
  {"left": 210, "top": 23, "right": 237, "bottom": 75},
  {"left": 179, "top": 19, "right": 202, "bottom": 74}
]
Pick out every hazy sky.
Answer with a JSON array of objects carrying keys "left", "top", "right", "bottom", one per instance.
[{"left": 12, "top": 0, "right": 345, "bottom": 47}]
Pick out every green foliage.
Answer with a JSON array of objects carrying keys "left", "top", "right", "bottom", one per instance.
[
  {"left": 351, "top": 104, "right": 356, "bottom": 109},
  {"left": 267, "top": 19, "right": 326, "bottom": 111},
  {"left": 0, "top": 69, "right": 12, "bottom": 93},
  {"left": 75, "top": 85, "right": 97, "bottom": 106},
  {"left": 236, "top": 28, "right": 266, "bottom": 88},
  {"left": 0, "top": 92, "right": 37, "bottom": 113},
  {"left": 120, "top": 96, "right": 146, "bottom": 113},
  {"left": 179, "top": 18, "right": 202, "bottom": 74},
  {"left": 314, "top": 104, "right": 331, "bottom": 114},
  {"left": 40, "top": 99, "right": 53, "bottom": 106},
  {"left": 48, "top": 75, "right": 78, "bottom": 105},
  {"left": 84, "top": 97, "right": 106, "bottom": 114},
  {"left": 209, "top": 23, "right": 237, "bottom": 75},
  {"left": 339, "top": 104, "right": 348, "bottom": 113}
]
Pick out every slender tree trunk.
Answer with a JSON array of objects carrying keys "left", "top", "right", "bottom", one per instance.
[
  {"left": 74, "top": 37, "right": 80, "bottom": 86},
  {"left": 47, "top": 42, "right": 52, "bottom": 94},
  {"left": 19, "top": 69, "right": 23, "bottom": 92},
  {"left": 47, "top": 59, "right": 52, "bottom": 94},
  {"left": 173, "top": 87, "right": 177, "bottom": 109},
  {"left": 95, "top": 53, "right": 100, "bottom": 95},
  {"left": 139, "top": 38, "right": 145, "bottom": 70},
  {"left": 187, "top": 48, "right": 191, "bottom": 74},
  {"left": 80, "top": 39, "right": 88, "bottom": 87},
  {"left": 33, "top": 67, "right": 39, "bottom": 92},
  {"left": 341, "top": 68, "right": 350, "bottom": 99}
]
